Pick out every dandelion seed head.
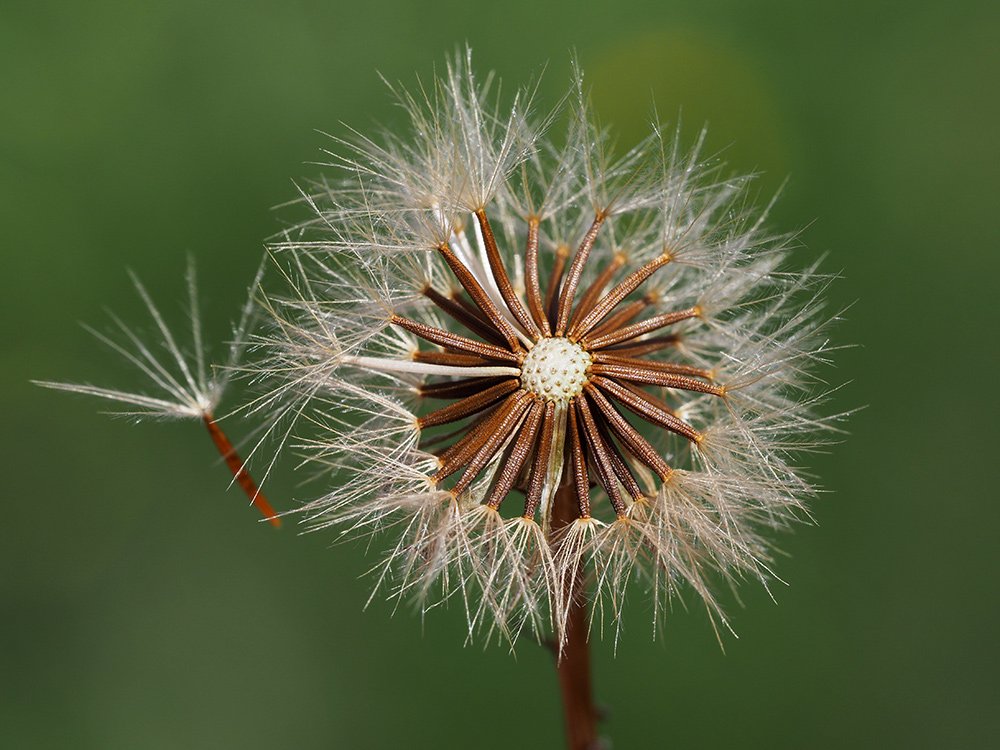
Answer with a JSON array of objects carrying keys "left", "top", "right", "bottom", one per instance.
[{"left": 250, "top": 50, "right": 847, "bottom": 647}]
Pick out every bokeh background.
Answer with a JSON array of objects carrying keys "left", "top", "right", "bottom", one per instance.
[{"left": 3, "top": 1, "right": 998, "bottom": 747}]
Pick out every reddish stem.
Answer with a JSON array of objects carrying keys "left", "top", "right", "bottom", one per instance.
[
  {"left": 202, "top": 413, "right": 281, "bottom": 528},
  {"left": 551, "top": 479, "right": 600, "bottom": 749}
]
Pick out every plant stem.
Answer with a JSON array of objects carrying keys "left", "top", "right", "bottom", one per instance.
[{"left": 551, "top": 479, "right": 599, "bottom": 750}]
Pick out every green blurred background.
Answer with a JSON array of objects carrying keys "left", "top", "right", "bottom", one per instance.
[{"left": 3, "top": 1, "right": 998, "bottom": 747}]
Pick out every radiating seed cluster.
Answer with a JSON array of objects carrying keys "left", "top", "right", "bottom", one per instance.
[
  {"left": 520, "top": 338, "right": 591, "bottom": 403},
  {"left": 257, "top": 52, "right": 838, "bottom": 647}
]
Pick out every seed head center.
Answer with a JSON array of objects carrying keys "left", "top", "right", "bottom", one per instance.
[{"left": 520, "top": 337, "right": 592, "bottom": 403}]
